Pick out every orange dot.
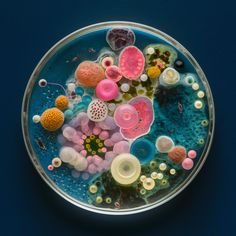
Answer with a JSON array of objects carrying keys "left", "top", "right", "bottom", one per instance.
[
  {"left": 55, "top": 95, "right": 69, "bottom": 110},
  {"left": 40, "top": 108, "right": 64, "bottom": 131}
]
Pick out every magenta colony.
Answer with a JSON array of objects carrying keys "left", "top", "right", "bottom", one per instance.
[{"left": 32, "top": 27, "right": 209, "bottom": 209}]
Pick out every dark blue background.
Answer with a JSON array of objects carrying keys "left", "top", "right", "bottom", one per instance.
[{"left": 1, "top": 0, "right": 235, "bottom": 235}]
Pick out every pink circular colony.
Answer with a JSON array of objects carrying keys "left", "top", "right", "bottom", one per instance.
[
  {"left": 99, "top": 130, "right": 109, "bottom": 140},
  {"left": 121, "top": 96, "right": 154, "bottom": 139},
  {"left": 188, "top": 150, "right": 197, "bottom": 159},
  {"left": 105, "top": 65, "right": 122, "bottom": 82},
  {"left": 118, "top": 46, "right": 145, "bottom": 80},
  {"left": 95, "top": 79, "right": 119, "bottom": 101},
  {"left": 182, "top": 158, "right": 194, "bottom": 170},
  {"left": 114, "top": 104, "right": 139, "bottom": 129}
]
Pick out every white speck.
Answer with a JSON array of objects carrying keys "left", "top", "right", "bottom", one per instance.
[
  {"left": 192, "top": 83, "right": 199, "bottom": 90},
  {"left": 120, "top": 83, "right": 130, "bottom": 92},
  {"left": 146, "top": 47, "right": 155, "bottom": 55},
  {"left": 197, "top": 91, "right": 205, "bottom": 98},
  {"left": 67, "top": 83, "right": 76, "bottom": 92},
  {"left": 194, "top": 100, "right": 203, "bottom": 109},
  {"left": 32, "top": 115, "right": 40, "bottom": 123},
  {"left": 140, "top": 74, "right": 148, "bottom": 82}
]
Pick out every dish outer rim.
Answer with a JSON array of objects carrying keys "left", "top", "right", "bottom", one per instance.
[{"left": 21, "top": 21, "right": 215, "bottom": 215}]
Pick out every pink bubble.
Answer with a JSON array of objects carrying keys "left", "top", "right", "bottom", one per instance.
[
  {"left": 104, "top": 139, "right": 114, "bottom": 147},
  {"left": 78, "top": 139, "right": 84, "bottom": 145},
  {"left": 88, "top": 164, "right": 97, "bottom": 174},
  {"left": 188, "top": 150, "right": 197, "bottom": 159},
  {"left": 80, "top": 150, "right": 87, "bottom": 157},
  {"left": 105, "top": 65, "right": 122, "bottom": 82},
  {"left": 71, "top": 134, "right": 81, "bottom": 143},
  {"left": 93, "top": 127, "right": 101, "bottom": 135},
  {"left": 98, "top": 116, "right": 117, "bottom": 130},
  {"left": 110, "top": 132, "right": 123, "bottom": 143},
  {"left": 81, "top": 125, "right": 92, "bottom": 136},
  {"left": 105, "top": 151, "right": 116, "bottom": 160},
  {"left": 99, "top": 130, "right": 109, "bottom": 140},
  {"left": 73, "top": 144, "right": 84, "bottom": 152},
  {"left": 95, "top": 79, "right": 119, "bottom": 101},
  {"left": 113, "top": 141, "right": 130, "bottom": 154},
  {"left": 87, "top": 155, "right": 93, "bottom": 164},
  {"left": 93, "top": 155, "right": 103, "bottom": 166},
  {"left": 76, "top": 131, "right": 83, "bottom": 137},
  {"left": 114, "top": 104, "right": 139, "bottom": 129},
  {"left": 182, "top": 158, "right": 194, "bottom": 170},
  {"left": 69, "top": 112, "right": 88, "bottom": 128},
  {"left": 101, "top": 147, "right": 107, "bottom": 153},
  {"left": 63, "top": 126, "right": 76, "bottom": 141},
  {"left": 82, "top": 135, "right": 87, "bottom": 140}
]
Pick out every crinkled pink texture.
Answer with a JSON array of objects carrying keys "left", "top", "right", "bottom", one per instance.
[
  {"left": 121, "top": 96, "right": 154, "bottom": 139},
  {"left": 118, "top": 46, "right": 145, "bottom": 80}
]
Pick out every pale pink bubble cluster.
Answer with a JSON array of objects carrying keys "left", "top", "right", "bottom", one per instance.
[{"left": 58, "top": 112, "right": 130, "bottom": 177}]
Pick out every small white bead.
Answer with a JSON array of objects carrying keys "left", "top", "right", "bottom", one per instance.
[
  {"left": 151, "top": 172, "right": 158, "bottom": 179},
  {"left": 140, "top": 175, "right": 147, "bottom": 182},
  {"left": 146, "top": 47, "right": 155, "bottom": 55},
  {"left": 197, "top": 91, "right": 205, "bottom": 98},
  {"left": 157, "top": 173, "right": 164, "bottom": 180},
  {"left": 32, "top": 115, "right": 40, "bottom": 123},
  {"left": 140, "top": 74, "right": 148, "bottom": 81},
  {"left": 52, "top": 157, "right": 62, "bottom": 168},
  {"left": 194, "top": 100, "right": 203, "bottom": 109},
  {"left": 67, "top": 83, "right": 76, "bottom": 92},
  {"left": 170, "top": 169, "right": 176, "bottom": 175},
  {"left": 120, "top": 83, "right": 130, "bottom": 92},
  {"left": 159, "top": 163, "right": 167, "bottom": 171},
  {"left": 192, "top": 83, "right": 199, "bottom": 90}
]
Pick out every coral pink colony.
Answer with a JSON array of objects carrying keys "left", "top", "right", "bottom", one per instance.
[{"left": 31, "top": 27, "right": 210, "bottom": 210}]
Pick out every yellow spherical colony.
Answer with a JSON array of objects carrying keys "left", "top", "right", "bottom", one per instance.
[
  {"left": 55, "top": 95, "right": 69, "bottom": 110},
  {"left": 40, "top": 108, "right": 64, "bottom": 131},
  {"left": 147, "top": 66, "right": 161, "bottom": 79}
]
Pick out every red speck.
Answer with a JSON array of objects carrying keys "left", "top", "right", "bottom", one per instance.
[
  {"left": 105, "top": 60, "right": 111, "bottom": 67},
  {"left": 48, "top": 165, "right": 54, "bottom": 171}
]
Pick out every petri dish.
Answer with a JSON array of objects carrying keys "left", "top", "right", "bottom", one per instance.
[{"left": 22, "top": 21, "right": 215, "bottom": 215}]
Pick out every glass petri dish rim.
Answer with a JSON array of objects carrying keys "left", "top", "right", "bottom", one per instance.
[{"left": 21, "top": 21, "right": 215, "bottom": 215}]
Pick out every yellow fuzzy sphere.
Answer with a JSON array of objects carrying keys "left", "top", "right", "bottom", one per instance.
[
  {"left": 55, "top": 95, "right": 69, "bottom": 110},
  {"left": 40, "top": 108, "right": 64, "bottom": 131},
  {"left": 147, "top": 66, "right": 161, "bottom": 79}
]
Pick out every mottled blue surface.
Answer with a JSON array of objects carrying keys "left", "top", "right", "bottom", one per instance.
[{"left": 1, "top": 0, "right": 236, "bottom": 235}]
